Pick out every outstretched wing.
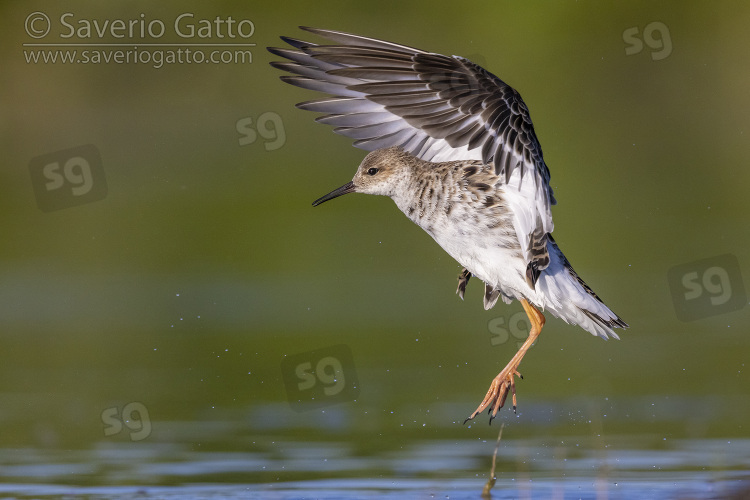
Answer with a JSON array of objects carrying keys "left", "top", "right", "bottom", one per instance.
[{"left": 268, "top": 27, "right": 556, "bottom": 285}]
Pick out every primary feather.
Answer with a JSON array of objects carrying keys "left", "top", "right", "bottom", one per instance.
[{"left": 269, "top": 27, "right": 555, "bottom": 283}]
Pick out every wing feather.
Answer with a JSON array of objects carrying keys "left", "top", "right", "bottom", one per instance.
[{"left": 269, "top": 27, "right": 557, "bottom": 273}]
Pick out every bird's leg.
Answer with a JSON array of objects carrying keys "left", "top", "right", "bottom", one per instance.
[
  {"left": 465, "top": 299, "right": 545, "bottom": 424},
  {"left": 456, "top": 268, "right": 472, "bottom": 300}
]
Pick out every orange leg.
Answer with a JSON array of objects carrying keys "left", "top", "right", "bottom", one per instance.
[{"left": 465, "top": 299, "right": 545, "bottom": 424}]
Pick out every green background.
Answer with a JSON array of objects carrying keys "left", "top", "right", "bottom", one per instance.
[{"left": 1, "top": 0, "right": 748, "bottom": 487}]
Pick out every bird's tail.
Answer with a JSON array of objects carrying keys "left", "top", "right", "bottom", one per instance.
[{"left": 536, "top": 235, "right": 628, "bottom": 339}]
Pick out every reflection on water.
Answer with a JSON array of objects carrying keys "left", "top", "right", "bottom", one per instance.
[{"left": 0, "top": 402, "right": 748, "bottom": 500}]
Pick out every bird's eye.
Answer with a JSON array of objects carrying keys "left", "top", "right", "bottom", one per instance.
[{"left": 367, "top": 167, "right": 379, "bottom": 176}]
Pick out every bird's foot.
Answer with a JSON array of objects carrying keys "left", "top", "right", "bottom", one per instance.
[
  {"left": 464, "top": 299, "right": 544, "bottom": 425},
  {"left": 456, "top": 268, "right": 472, "bottom": 300},
  {"left": 464, "top": 367, "right": 523, "bottom": 425}
]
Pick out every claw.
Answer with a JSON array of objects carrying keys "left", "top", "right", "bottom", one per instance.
[{"left": 465, "top": 372, "right": 517, "bottom": 423}]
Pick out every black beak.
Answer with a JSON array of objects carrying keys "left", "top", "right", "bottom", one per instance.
[{"left": 312, "top": 181, "right": 356, "bottom": 207}]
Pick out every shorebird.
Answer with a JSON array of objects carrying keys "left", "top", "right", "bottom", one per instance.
[{"left": 269, "top": 27, "right": 628, "bottom": 423}]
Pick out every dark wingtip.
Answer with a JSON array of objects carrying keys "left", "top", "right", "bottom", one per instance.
[
  {"left": 299, "top": 26, "right": 322, "bottom": 35},
  {"left": 282, "top": 36, "right": 316, "bottom": 50}
]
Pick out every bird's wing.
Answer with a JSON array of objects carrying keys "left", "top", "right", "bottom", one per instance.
[{"left": 268, "top": 27, "right": 556, "bottom": 282}]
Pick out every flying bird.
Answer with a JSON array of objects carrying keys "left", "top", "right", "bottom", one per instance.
[{"left": 268, "top": 27, "right": 627, "bottom": 423}]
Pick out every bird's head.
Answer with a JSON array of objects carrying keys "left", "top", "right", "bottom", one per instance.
[{"left": 312, "top": 147, "right": 414, "bottom": 206}]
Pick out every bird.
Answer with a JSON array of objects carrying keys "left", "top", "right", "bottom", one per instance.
[{"left": 268, "top": 27, "right": 628, "bottom": 423}]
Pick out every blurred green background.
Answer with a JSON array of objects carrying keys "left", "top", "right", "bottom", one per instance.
[{"left": 1, "top": 0, "right": 749, "bottom": 482}]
